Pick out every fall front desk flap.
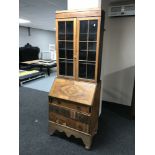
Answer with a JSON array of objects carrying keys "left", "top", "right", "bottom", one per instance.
[{"left": 49, "top": 78, "right": 97, "bottom": 106}]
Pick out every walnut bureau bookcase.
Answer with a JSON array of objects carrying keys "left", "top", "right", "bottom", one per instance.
[{"left": 48, "top": 8, "right": 104, "bottom": 149}]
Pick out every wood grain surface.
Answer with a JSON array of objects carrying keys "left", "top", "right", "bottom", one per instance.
[
  {"left": 56, "top": 8, "right": 101, "bottom": 19},
  {"left": 49, "top": 78, "right": 97, "bottom": 106}
]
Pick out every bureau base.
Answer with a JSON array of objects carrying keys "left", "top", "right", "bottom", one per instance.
[{"left": 48, "top": 121, "right": 97, "bottom": 150}]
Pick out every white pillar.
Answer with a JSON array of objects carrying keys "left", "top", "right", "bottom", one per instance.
[{"left": 67, "top": 0, "right": 101, "bottom": 10}]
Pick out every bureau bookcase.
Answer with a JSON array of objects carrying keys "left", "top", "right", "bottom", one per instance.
[{"left": 49, "top": 8, "right": 104, "bottom": 149}]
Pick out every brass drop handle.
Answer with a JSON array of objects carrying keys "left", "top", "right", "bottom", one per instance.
[{"left": 63, "top": 122, "right": 66, "bottom": 126}]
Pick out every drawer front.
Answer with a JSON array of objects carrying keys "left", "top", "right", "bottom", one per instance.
[
  {"left": 49, "top": 112, "right": 90, "bottom": 133},
  {"left": 49, "top": 103, "right": 91, "bottom": 124},
  {"left": 49, "top": 97, "right": 91, "bottom": 113}
]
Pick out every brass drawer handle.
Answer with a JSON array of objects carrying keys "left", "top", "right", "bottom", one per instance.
[
  {"left": 57, "top": 100, "right": 61, "bottom": 104},
  {"left": 62, "top": 122, "right": 66, "bottom": 126},
  {"left": 76, "top": 106, "right": 81, "bottom": 111},
  {"left": 54, "top": 99, "right": 61, "bottom": 104}
]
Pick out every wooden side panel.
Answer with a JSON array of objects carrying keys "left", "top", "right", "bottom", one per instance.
[
  {"left": 90, "top": 82, "right": 101, "bottom": 133},
  {"left": 56, "top": 19, "right": 59, "bottom": 77},
  {"left": 97, "top": 11, "right": 105, "bottom": 82},
  {"left": 95, "top": 17, "right": 101, "bottom": 82}
]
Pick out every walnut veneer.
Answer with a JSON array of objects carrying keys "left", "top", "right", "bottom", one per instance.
[{"left": 49, "top": 8, "right": 104, "bottom": 149}]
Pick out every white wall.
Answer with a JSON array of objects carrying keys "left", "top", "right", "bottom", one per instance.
[
  {"left": 19, "top": 26, "right": 56, "bottom": 53},
  {"left": 101, "top": 0, "right": 135, "bottom": 106},
  {"left": 67, "top": 0, "right": 101, "bottom": 10}
]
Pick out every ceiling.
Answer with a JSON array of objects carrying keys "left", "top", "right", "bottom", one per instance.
[
  {"left": 19, "top": 0, "right": 67, "bottom": 31},
  {"left": 19, "top": 0, "right": 134, "bottom": 31}
]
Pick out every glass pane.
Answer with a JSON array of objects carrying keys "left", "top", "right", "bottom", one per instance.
[
  {"left": 66, "top": 41, "right": 73, "bottom": 49},
  {"left": 58, "top": 22, "right": 65, "bottom": 34},
  {"left": 80, "top": 42, "right": 87, "bottom": 50},
  {"left": 79, "top": 63, "right": 86, "bottom": 78},
  {"left": 77, "top": 19, "right": 98, "bottom": 80},
  {"left": 59, "top": 34, "right": 65, "bottom": 40},
  {"left": 88, "top": 42, "right": 96, "bottom": 50},
  {"left": 66, "top": 50, "right": 73, "bottom": 59},
  {"left": 88, "top": 34, "right": 97, "bottom": 41},
  {"left": 66, "top": 21, "right": 73, "bottom": 34},
  {"left": 59, "top": 49, "right": 66, "bottom": 58},
  {"left": 79, "top": 50, "right": 87, "bottom": 60},
  {"left": 88, "top": 51, "right": 96, "bottom": 61},
  {"left": 80, "top": 34, "right": 87, "bottom": 41},
  {"left": 66, "top": 61, "right": 73, "bottom": 76},
  {"left": 87, "top": 63, "right": 95, "bottom": 79},
  {"left": 80, "top": 21, "right": 88, "bottom": 33},
  {"left": 59, "top": 60, "right": 66, "bottom": 75},
  {"left": 58, "top": 20, "right": 74, "bottom": 78},
  {"left": 66, "top": 34, "right": 73, "bottom": 40},
  {"left": 59, "top": 41, "right": 65, "bottom": 49},
  {"left": 89, "top": 20, "right": 98, "bottom": 33}
]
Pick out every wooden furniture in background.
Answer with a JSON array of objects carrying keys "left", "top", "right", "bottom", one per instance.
[
  {"left": 49, "top": 8, "right": 105, "bottom": 149},
  {"left": 21, "top": 60, "right": 56, "bottom": 76}
]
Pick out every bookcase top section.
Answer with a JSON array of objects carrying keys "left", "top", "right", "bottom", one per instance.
[
  {"left": 49, "top": 78, "right": 97, "bottom": 106},
  {"left": 56, "top": 8, "right": 102, "bottom": 19}
]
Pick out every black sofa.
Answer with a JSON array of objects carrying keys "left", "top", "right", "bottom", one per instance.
[{"left": 19, "top": 43, "right": 40, "bottom": 70}]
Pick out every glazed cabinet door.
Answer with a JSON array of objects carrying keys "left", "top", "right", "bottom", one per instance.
[
  {"left": 77, "top": 17, "right": 101, "bottom": 82},
  {"left": 56, "top": 18, "right": 76, "bottom": 78}
]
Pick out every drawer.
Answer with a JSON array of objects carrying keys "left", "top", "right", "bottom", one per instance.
[
  {"left": 49, "top": 112, "right": 90, "bottom": 133},
  {"left": 49, "top": 97, "right": 91, "bottom": 114},
  {"left": 49, "top": 103, "right": 91, "bottom": 124}
]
